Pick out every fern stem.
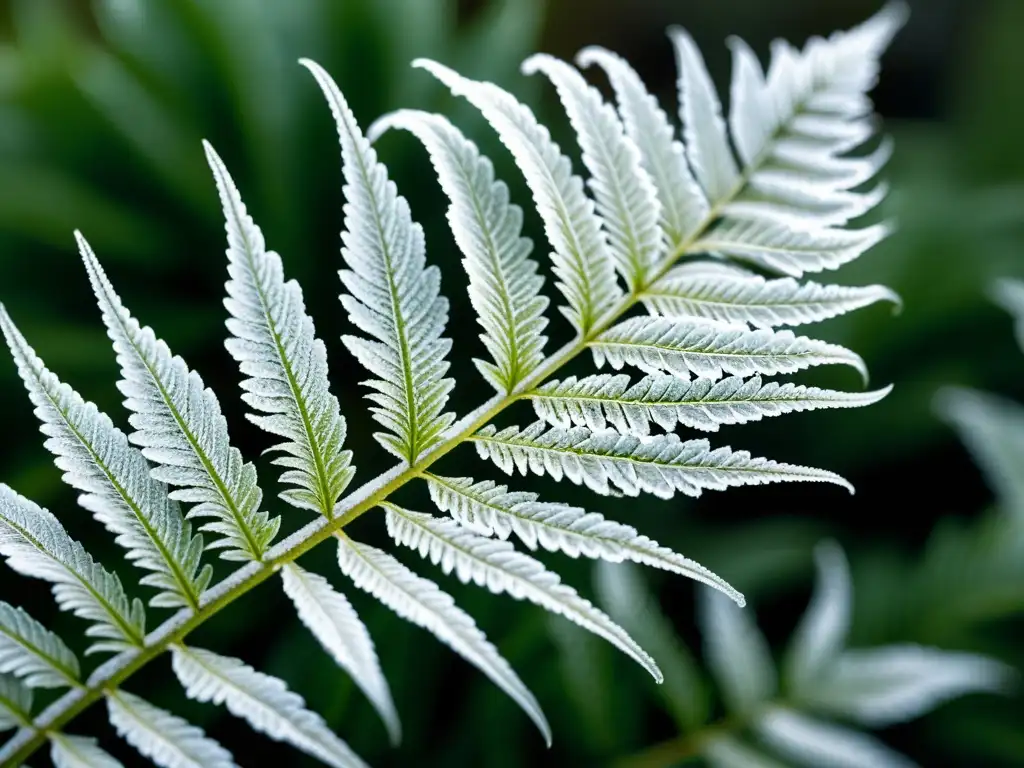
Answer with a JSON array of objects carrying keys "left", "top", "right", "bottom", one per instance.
[{"left": 0, "top": 110, "right": 781, "bottom": 768}]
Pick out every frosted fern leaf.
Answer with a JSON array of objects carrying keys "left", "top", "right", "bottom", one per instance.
[
  {"left": 107, "top": 689, "right": 236, "bottom": 768},
  {"left": 0, "top": 602, "right": 79, "bottom": 688},
  {"left": 171, "top": 644, "right": 366, "bottom": 768},
  {"left": 669, "top": 26, "right": 739, "bottom": 202},
  {"left": 50, "top": 734, "right": 123, "bottom": 768},
  {"left": 575, "top": 45, "right": 708, "bottom": 247},
  {"left": 336, "top": 534, "right": 551, "bottom": 744},
  {"left": 280, "top": 564, "right": 399, "bottom": 745},
  {"left": 383, "top": 502, "right": 660, "bottom": 681},
  {"left": 0, "top": 485, "right": 145, "bottom": 654},
  {"left": 473, "top": 423, "right": 852, "bottom": 498},
  {"left": 0, "top": 673, "right": 31, "bottom": 730},
  {"left": 302, "top": 60, "right": 455, "bottom": 463},
  {"left": 368, "top": 109, "right": 548, "bottom": 394},
  {"left": 531, "top": 374, "right": 891, "bottom": 436},
  {"left": 0, "top": 308, "right": 210, "bottom": 609},
  {"left": 591, "top": 316, "right": 866, "bottom": 381},
  {"left": 640, "top": 268, "right": 900, "bottom": 328},
  {"left": 523, "top": 53, "right": 663, "bottom": 289},
  {"left": 692, "top": 219, "right": 892, "bottom": 278},
  {"left": 0, "top": 5, "right": 907, "bottom": 763},
  {"left": 415, "top": 59, "right": 624, "bottom": 334},
  {"left": 208, "top": 142, "right": 356, "bottom": 517},
  {"left": 424, "top": 474, "right": 743, "bottom": 604},
  {"left": 79, "top": 234, "right": 278, "bottom": 562}
]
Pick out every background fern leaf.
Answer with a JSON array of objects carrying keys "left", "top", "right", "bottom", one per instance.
[
  {"left": 280, "top": 563, "right": 400, "bottom": 745},
  {"left": 171, "top": 644, "right": 366, "bottom": 768},
  {"left": 641, "top": 270, "right": 900, "bottom": 328},
  {"left": 415, "top": 58, "right": 623, "bottom": 334},
  {"left": 591, "top": 316, "right": 867, "bottom": 381},
  {"left": 523, "top": 53, "right": 663, "bottom": 289},
  {"left": 207, "top": 141, "right": 355, "bottom": 516},
  {"left": 383, "top": 502, "right": 662, "bottom": 681},
  {"left": 991, "top": 277, "right": 1024, "bottom": 352},
  {"left": 0, "top": 484, "right": 145, "bottom": 654},
  {"left": 301, "top": 59, "right": 455, "bottom": 464},
  {"left": 367, "top": 109, "right": 549, "bottom": 394},
  {"left": 107, "top": 689, "right": 236, "bottom": 768},
  {"left": 335, "top": 534, "right": 551, "bottom": 745},
  {"left": 79, "top": 234, "right": 278, "bottom": 562},
  {"left": 0, "top": 602, "right": 79, "bottom": 688},
  {"left": 755, "top": 707, "right": 914, "bottom": 768},
  {"left": 575, "top": 46, "right": 709, "bottom": 248},
  {"left": 1, "top": 307, "right": 210, "bottom": 609},
  {"left": 473, "top": 423, "right": 853, "bottom": 498},
  {"left": 530, "top": 374, "right": 890, "bottom": 435},
  {"left": 424, "top": 474, "right": 743, "bottom": 604}
]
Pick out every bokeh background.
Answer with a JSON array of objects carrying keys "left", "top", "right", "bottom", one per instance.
[{"left": 0, "top": 0, "right": 1022, "bottom": 765}]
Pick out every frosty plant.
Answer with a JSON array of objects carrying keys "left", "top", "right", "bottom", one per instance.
[
  {"left": 0, "top": 5, "right": 906, "bottom": 766},
  {"left": 593, "top": 545, "right": 1011, "bottom": 768}
]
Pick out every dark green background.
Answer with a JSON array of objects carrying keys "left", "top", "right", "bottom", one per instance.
[{"left": 0, "top": 0, "right": 1022, "bottom": 765}]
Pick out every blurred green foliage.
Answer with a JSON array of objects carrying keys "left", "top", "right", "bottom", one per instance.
[{"left": 0, "top": 0, "right": 1022, "bottom": 765}]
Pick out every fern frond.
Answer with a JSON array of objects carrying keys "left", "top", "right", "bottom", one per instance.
[
  {"left": 0, "top": 602, "right": 80, "bottom": 688},
  {"left": 641, "top": 269, "right": 900, "bottom": 328},
  {"left": 668, "top": 27, "right": 739, "bottom": 202},
  {"left": 575, "top": 46, "right": 708, "bottom": 248},
  {"left": 0, "top": 307, "right": 210, "bottom": 609},
  {"left": 700, "top": 591, "right": 776, "bottom": 715},
  {"left": 530, "top": 374, "right": 891, "bottom": 436},
  {"left": 693, "top": 220, "right": 891, "bottom": 278},
  {"left": 383, "top": 502, "right": 661, "bottom": 681},
  {"left": 171, "top": 644, "right": 366, "bottom": 768},
  {"left": 937, "top": 387, "right": 1024, "bottom": 517},
  {"left": 424, "top": 474, "right": 743, "bottom": 604},
  {"left": 367, "top": 109, "right": 549, "bottom": 394},
  {"left": 415, "top": 58, "right": 623, "bottom": 334},
  {"left": 522, "top": 53, "right": 662, "bottom": 289},
  {"left": 335, "top": 534, "right": 551, "bottom": 745},
  {"left": 784, "top": 542, "right": 851, "bottom": 694},
  {"left": 755, "top": 707, "right": 914, "bottom": 768},
  {"left": 107, "top": 689, "right": 236, "bottom": 768},
  {"left": 802, "top": 646, "right": 1012, "bottom": 728},
  {"left": 591, "top": 317, "right": 867, "bottom": 382},
  {"left": 79, "top": 234, "right": 278, "bottom": 562},
  {"left": 473, "top": 423, "right": 852, "bottom": 498},
  {"left": 0, "top": 674, "right": 31, "bottom": 730},
  {"left": 301, "top": 60, "right": 455, "bottom": 463},
  {"left": 280, "top": 563, "right": 399, "bottom": 745},
  {"left": 0, "top": 485, "right": 145, "bottom": 654},
  {"left": 207, "top": 142, "right": 355, "bottom": 517},
  {"left": 50, "top": 734, "right": 123, "bottom": 768}
]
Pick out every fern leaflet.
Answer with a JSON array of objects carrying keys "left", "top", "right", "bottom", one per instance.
[
  {"left": 79, "top": 234, "right": 278, "bottom": 562},
  {"left": 208, "top": 141, "right": 356, "bottom": 517},
  {"left": 1, "top": 307, "right": 210, "bottom": 609},
  {"left": 302, "top": 60, "right": 455, "bottom": 463}
]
